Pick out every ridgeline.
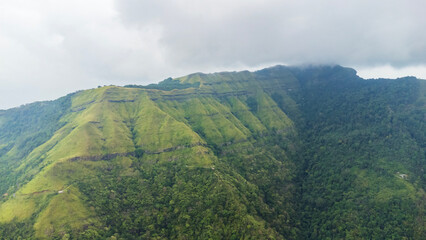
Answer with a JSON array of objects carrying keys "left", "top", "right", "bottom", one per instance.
[{"left": 0, "top": 65, "right": 424, "bottom": 239}]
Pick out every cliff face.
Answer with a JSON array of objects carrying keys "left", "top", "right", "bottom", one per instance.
[{"left": 0, "top": 65, "right": 424, "bottom": 239}]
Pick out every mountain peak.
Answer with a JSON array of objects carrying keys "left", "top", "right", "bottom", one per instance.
[{"left": 0, "top": 66, "right": 424, "bottom": 239}]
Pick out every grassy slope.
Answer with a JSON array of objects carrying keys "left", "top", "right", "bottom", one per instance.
[
  {"left": 0, "top": 66, "right": 424, "bottom": 239},
  {"left": 1, "top": 75, "right": 297, "bottom": 238}
]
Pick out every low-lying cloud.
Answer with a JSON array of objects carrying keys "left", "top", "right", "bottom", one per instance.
[{"left": 0, "top": 0, "right": 425, "bottom": 109}]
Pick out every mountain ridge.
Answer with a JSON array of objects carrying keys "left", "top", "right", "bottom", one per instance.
[{"left": 0, "top": 65, "right": 424, "bottom": 239}]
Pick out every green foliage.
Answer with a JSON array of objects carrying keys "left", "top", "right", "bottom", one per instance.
[
  {"left": 246, "top": 96, "right": 258, "bottom": 112},
  {"left": 0, "top": 65, "right": 424, "bottom": 239},
  {"left": 125, "top": 77, "right": 200, "bottom": 91},
  {"left": 0, "top": 220, "right": 34, "bottom": 239},
  {"left": 76, "top": 159, "right": 284, "bottom": 239},
  {"left": 292, "top": 66, "right": 426, "bottom": 239},
  {"left": 0, "top": 94, "right": 72, "bottom": 194}
]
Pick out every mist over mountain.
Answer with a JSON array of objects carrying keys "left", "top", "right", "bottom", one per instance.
[{"left": 0, "top": 65, "right": 425, "bottom": 239}]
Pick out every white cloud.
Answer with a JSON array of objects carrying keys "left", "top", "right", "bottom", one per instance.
[
  {"left": 0, "top": 0, "right": 425, "bottom": 109},
  {"left": 357, "top": 65, "right": 426, "bottom": 80}
]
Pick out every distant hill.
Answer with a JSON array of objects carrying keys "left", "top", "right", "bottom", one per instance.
[{"left": 0, "top": 65, "right": 424, "bottom": 239}]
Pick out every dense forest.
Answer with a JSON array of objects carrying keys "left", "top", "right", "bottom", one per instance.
[{"left": 0, "top": 65, "right": 424, "bottom": 239}]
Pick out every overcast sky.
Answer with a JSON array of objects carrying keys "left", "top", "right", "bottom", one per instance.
[{"left": 1, "top": 0, "right": 425, "bottom": 109}]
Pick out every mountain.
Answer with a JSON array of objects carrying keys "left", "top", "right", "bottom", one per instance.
[{"left": 0, "top": 65, "right": 424, "bottom": 239}]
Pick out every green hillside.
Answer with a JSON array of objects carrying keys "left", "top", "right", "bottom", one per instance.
[{"left": 0, "top": 65, "right": 424, "bottom": 239}]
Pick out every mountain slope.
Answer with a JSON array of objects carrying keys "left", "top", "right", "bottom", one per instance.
[
  {"left": 291, "top": 67, "right": 426, "bottom": 239},
  {"left": 0, "top": 65, "right": 424, "bottom": 239}
]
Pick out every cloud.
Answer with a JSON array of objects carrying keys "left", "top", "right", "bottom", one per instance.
[
  {"left": 0, "top": 0, "right": 425, "bottom": 109},
  {"left": 357, "top": 65, "right": 426, "bottom": 80},
  {"left": 0, "top": 0, "right": 169, "bottom": 109},
  {"left": 116, "top": 0, "right": 426, "bottom": 67}
]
